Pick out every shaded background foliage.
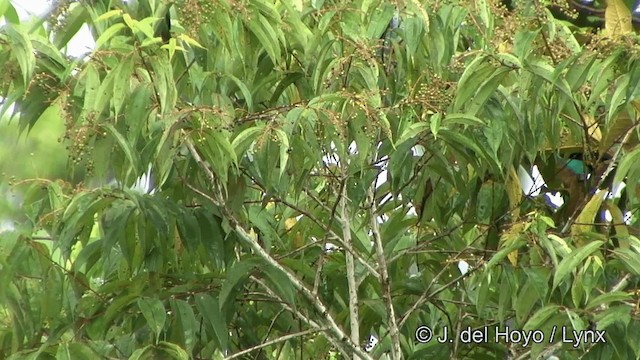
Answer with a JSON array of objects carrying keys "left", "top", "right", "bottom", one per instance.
[{"left": 2, "top": 0, "right": 640, "bottom": 359}]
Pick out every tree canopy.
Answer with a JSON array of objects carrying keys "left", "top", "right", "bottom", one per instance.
[{"left": 2, "top": 0, "right": 640, "bottom": 359}]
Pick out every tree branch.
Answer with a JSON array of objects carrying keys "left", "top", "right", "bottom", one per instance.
[
  {"left": 340, "top": 175, "right": 360, "bottom": 357},
  {"left": 368, "top": 183, "right": 401, "bottom": 359},
  {"left": 185, "top": 137, "right": 372, "bottom": 360},
  {"left": 224, "top": 327, "right": 324, "bottom": 360}
]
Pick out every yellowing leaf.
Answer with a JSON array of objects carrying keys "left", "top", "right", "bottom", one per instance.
[
  {"left": 96, "top": 23, "right": 127, "bottom": 49},
  {"left": 599, "top": 109, "right": 638, "bottom": 153},
  {"left": 500, "top": 222, "right": 525, "bottom": 266},
  {"left": 122, "top": 13, "right": 138, "bottom": 30},
  {"left": 571, "top": 190, "right": 607, "bottom": 237},
  {"left": 603, "top": 201, "right": 630, "bottom": 248},
  {"left": 506, "top": 166, "right": 522, "bottom": 218},
  {"left": 582, "top": 113, "right": 602, "bottom": 142},
  {"left": 604, "top": 0, "right": 632, "bottom": 36},
  {"left": 409, "top": 0, "right": 429, "bottom": 30},
  {"left": 248, "top": 228, "right": 258, "bottom": 241},
  {"left": 161, "top": 38, "right": 185, "bottom": 60},
  {"left": 96, "top": 9, "right": 123, "bottom": 22},
  {"left": 284, "top": 217, "right": 297, "bottom": 231},
  {"left": 178, "top": 34, "right": 206, "bottom": 49}
]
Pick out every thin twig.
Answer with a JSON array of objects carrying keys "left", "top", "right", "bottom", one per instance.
[
  {"left": 338, "top": 164, "right": 360, "bottom": 357},
  {"left": 185, "top": 137, "right": 373, "bottom": 360},
  {"left": 368, "top": 177, "right": 401, "bottom": 359},
  {"left": 224, "top": 328, "right": 323, "bottom": 360},
  {"left": 250, "top": 276, "right": 352, "bottom": 358}
]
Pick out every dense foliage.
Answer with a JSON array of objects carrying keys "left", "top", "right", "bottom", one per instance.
[{"left": 2, "top": 0, "right": 640, "bottom": 359}]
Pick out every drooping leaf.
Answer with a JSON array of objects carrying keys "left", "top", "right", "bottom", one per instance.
[
  {"left": 604, "top": 0, "right": 633, "bottom": 36},
  {"left": 137, "top": 297, "right": 167, "bottom": 341},
  {"left": 553, "top": 240, "right": 604, "bottom": 289}
]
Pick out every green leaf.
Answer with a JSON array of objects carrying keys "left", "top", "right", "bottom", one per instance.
[
  {"left": 565, "top": 309, "right": 586, "bottom": 332},
  {"left": 245, "top": 13, "right": 281, "bottom": 64},
  {"left": 523, "top": 305, "right": 561, "bottom": 331},
  {"left": 613, "top": 147, "right": 640, "bottom": 186},
  {"left": 170, "top": 299, "right": 198, "bottom": 353},
  {"left": 195, "top": 294, "right": 228, "bottom": 352},
  {"left": 495, "top": 53, "right": 522, "bottom": 69},
  {"left": 194, "top": 209, "right": 226, "bottom": 270},
  {"left": 219, "top": 258, "right": 260, "bottom": 310},
  {"left": 226, "top": 73, "right": 254, "bottom": 112},
  {"left": 161, "top": 37, "right": 185, "bottom": 60},
  {"left": 515, "top": 282, "right": 540, "bottom": 324},
  {"left": 263, "top": 265, "right": 296, "bottom": 306},
  {"left": 96, "top": 23, "right": 127, "bottom": 49},
  {"left": 91, "top": 66, "right": 116, "bottom": 118},
  {"left": 270, "top": 72, "right": 304, "bottom": 104},
  {"left": 0, "top": 0, "right": 10, "bottom": 19},
  {"left": 571, "top": 191, "right": 607, "bottom": 236},
  {"left": 467, "top": 68, "right": 511, "bottom": 115},
  {"left": 527, "top": 59, "right": 573, "bottom": 100},
  {"left": 112, "top": 54, "right": 135, "bottom": 116},
  {"left": 52, "top": 5, "right": 89, "bottom": 49},
  {"left": 443, "top": 113, "right": 486, "bottom": 127},
  {"left": 5, "top": 24, "right": 35, "bottom": 85},
  {"left": 612, "top": 247, "right": 640, "bottom": 275},
  {"left": 103, "top": 292, "right": 140, "bottom": 330},
  {"left": 553, "top": 241, "right": 604, "bottom": 289},
  {"left": 586, "top": 291, "right": 632, "bottom": 310},
  {"left": 155, "top": 342, "right": 189, "bottom": 360},
  {"left": 232, "top": 125, "right": 266, "bottom": 157},
  {"left": 137, "top": 298, "right": 167, "bottom": 341},
  {"left": 63, "top": 342, "right": 102, "bottom": 359},
  {"left": 80, "top": 64, "right": 100, "bottom": 117},
  {"left": 273, "top": 128, "right": 289, "bottom": 180},
  {"left": 103, "top": 124, "right": 142, "bottom": 177},
  {"left": 453, "top": 55, "right": 491, "bottom": 111},
  {"left": 397, "top": 121, "right": 430, "bottom": 146},
  {"left": 595, "top": 305, "right": 631, "bottom": 330},
  {"left": 96, "top": 9, "right": 124, "bottom": 22},
  {"left": 484, "top": 237, "right": 526, "bottom": 269}
]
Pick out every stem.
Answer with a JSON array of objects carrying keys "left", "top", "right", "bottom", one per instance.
[
  {"left": 185, "top": 137, "right": 373, "bottom": 360},
  {"left": 224, "top": 328, "right": 323, "bottom": 360},
  {"left": 368, "top": 184, "right": 401, "bottom": 359},
  {"left": 340, "top": 178, "right": 361, "bottom": 357}
]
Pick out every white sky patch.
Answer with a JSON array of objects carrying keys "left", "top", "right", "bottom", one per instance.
[
  {"left": 8, "top": 1, "right": 96, "bottom": 60},
  {"left": 0, "top": 97, "right": 17, "bottom": 120},
  {"left": 65, "top": 23, "right": 95, "bottom": 59},
  {"left": 411, "top": 144, "right": 425, "bottom": 156},
  {"left": 11, "top": 0, "right": 51, "bottom": 20}
]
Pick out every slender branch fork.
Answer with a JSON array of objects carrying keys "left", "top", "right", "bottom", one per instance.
[
  {"left": 339, "top": 165, "right": 361, "bottom": 358},
  {"left": 368, "top": 168, "right": 402, "bottom": 359},
  {"left": 184, "top": 136, "right": 373, "bottom": 360},
  {"left": 223, "top": 328, "right": 325, "bottom": 360}
]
